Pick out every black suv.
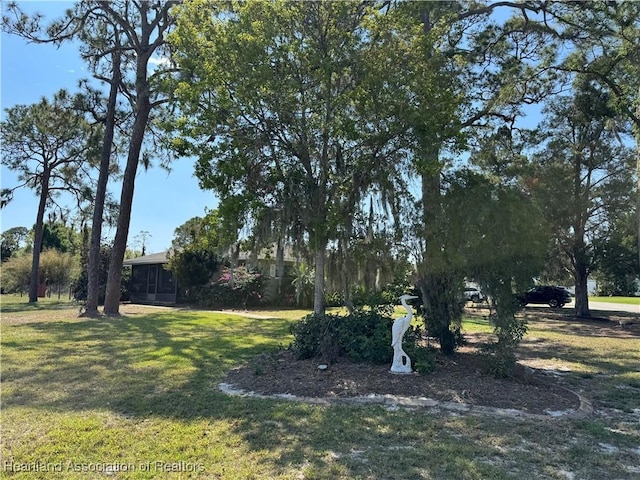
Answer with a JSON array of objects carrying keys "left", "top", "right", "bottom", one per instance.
[{"left": 516, "top": 285, "right": 571, "bottom": 308}]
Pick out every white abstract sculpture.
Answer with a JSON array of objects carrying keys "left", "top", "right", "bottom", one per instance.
[{"left": 390, "top": 294, "right": 419, "bottom": 374}]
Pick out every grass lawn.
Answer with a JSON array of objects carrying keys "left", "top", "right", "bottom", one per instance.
[
  {"left": 2, "top": 294, "right": 639, "bottom": 479},
  {"left": 589, "top": 296, "right": 640, "bottom": 305}
]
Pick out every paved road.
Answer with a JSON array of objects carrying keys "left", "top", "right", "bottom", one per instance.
[
  {"left": 584, "top": 301, "right": 639, "bottom": 315},
  {"left": 524, "top": 300, "right": 639, "bottom": 315}
]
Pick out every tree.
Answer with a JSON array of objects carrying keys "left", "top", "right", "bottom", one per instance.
[
  {"left": 132, "top": 230, "right": 151, "bottom": 256},
  {"left": 446, "top": 170, "right": 548, "bottom": 376},
  {"left": 168, "top": 211, "right": 223, "bottom": 298},
  {"left": 41, "top": 220, "right": 82, "bottom": 254},
  {"left": 378, "top": 1, "right": 559, "bottom": 352},
  {"left": 38, "top": 249, "right": 79, "bottom": 299},
  {"left": 593, "top": 209, "right": 639, "bottom": 296},
  {"left": 1, "top": 226, "right": 29, "bottom": 262},
  {"left": 171, "top": 210, "right": 225, "bottom": 252},
  {"left": 170, "top": 0, "right": 411, "bottom": 315},
  {"left": 0, "top": 90, "right": 101, "bottom": 302},
  {"left": 1, "top": 254, "right": 32, "bottom": 294},
  {"left": 3, "top": 1, "right": 180, "bottom": 315},
  {"left": 513, "top": 1, "right": 640, "bottom": 268},
  {"left": 532, "top": 79, "right": 635, "bottom": 316},
  {"left": 97, "top": 1, "right": 178, "bottom": 315},
  {"left": 73, "top": 243, "right": 112, "bottom": 304}
]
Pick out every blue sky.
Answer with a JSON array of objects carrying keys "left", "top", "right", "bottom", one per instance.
[
  {"left": 1, "top": 2, "right": 554, "bottom": 256},
  {"left": 1, "top": 1, "right": 217, "bottom": 254}
]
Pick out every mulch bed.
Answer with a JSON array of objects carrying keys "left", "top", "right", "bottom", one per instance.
[{"left": 223, "top": 345, "right": 579, "bottom": 415}]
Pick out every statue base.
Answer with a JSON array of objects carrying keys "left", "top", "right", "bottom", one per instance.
[
  {"left": 390, "top": 352, "right": 412, "bottom": 374},
  {"left": 389, "top": 368, "right": 413, "bottom": 375}
]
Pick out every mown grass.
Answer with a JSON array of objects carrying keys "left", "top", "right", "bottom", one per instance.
[
  {"left": 589, "top": 296, "right": 640, "bottom": 305},
  {"left": 2, "top": 294, "right": 639, "bottom": 479}
]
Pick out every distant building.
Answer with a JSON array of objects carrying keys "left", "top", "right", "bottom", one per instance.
[
  {"left": 123, "top": 251, "right": 177, "bottom": 305},
  {"left": 123, "top": 245, "right": 298, "bottom": 306}
]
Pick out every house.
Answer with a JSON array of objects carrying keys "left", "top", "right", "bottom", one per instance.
[
  {"left": 234, "top": 243, "right": 297, "bottom": 278},
  {"left": 123, "top": 245, "right": 298, "bottom": 305},
  {"left": 123, "top": 251, "right": 177, "bottom": 305}
]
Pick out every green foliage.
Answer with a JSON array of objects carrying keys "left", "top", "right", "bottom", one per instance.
[
  {"left": 405, "top": 342, "right": 437, "bottom": 375},
  {"left": 0, "top": 90, "right": 102, "bottom": 202},
  {"left": 291, "top": 262, "right": 315, "bottom": 308},
  {"left": 1, "top": 226, "right": 30, "bottom": 261},
  {"left": 289, "top": 308, "right": 431, "bottom": 368},
  {"left": 324, "top": 290, "right": 345, "bottom": 308},
  {"left": 191, "top": 266, "right": 265, "bottom": 309},
  {"left": 416, "top": 272, "right": 466, "bottom": 355},
  {"left": 169, "top": 211, "right": 225, "bottom": 300},
  {"left": 38, "top": 248, "right": 78, "bottom": 293},
  {"left": 348, "top": 271, "right": 415, "bottom": 317},
  {"left": 172, "top": 210, "right": 227, "bottom": 252},
  {"left": 335, "top": 309, "right": 394, "bottom": 364},
  {"left": 1, "top": 254, "right": 32, "bottom": 294},
  {"left": 1, "top": 89, "right": 102, "bottom": 302},
  {"left": 169, "top": 0, "right": 416, "bottom": 314},
  {"left": 289, "top": 314, "right": 341, "bottom": 363},
  {"left": 41, "top": 222, "right": 81, "bottom": 255},
  {"left": 437, "top": 169, "right": 547, "bottom": 370},
  {"left": 481, "top": 302, "right": 528, "bottom": 378},
  {"left": 531, "top": 79, "right": 635, "bottom": 314},
  {"left": 593, "top": 210, "right": 639, "bottom": 296},
  {"left": 73, "top": 245, "right": 127, "bottom": 303},
  {"left": 170, "top": 249, "right": 219, "bottom": 291}
]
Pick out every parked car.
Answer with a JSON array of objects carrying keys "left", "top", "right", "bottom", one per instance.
[
  {"left": 463, "top": 287, "right": 485, "bottom": 303},
  {"left": 516, "top": 285, "right": 571, "bottom": 308},
  {"left": 555, "top": 286, "right": 573, "bottom": 297}
]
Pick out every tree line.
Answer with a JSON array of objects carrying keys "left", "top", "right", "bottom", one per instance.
[{"left": 1, "top": 2, "right": 638, "bottom": 349}]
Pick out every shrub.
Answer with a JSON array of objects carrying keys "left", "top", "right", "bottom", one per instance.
[
  {"left": 335, "top": 309, "right": 394, "bottom": 364},
  {"left": 289, "top": 308, "right": 430, "bottom": 367},
  {"left": 405, "top": 343, "right": 436, "bottom": 374},
  {"left": 289, "top": 313, "right": 341, "bottom": 362},
  {"left": 192, "top": 266, "right": 265, "bottom": 308},
  {"left": 324, "top": 290, "right": 344, "bottom": 308},
  {"left": 169, "top": 248, "right": 219, "bottom": 299},
  {"left": 73, "top": 245, "right": 129, "bottom": 302},
  {"left": 476, "top": 313, "right": 528, "bottom": 378}
]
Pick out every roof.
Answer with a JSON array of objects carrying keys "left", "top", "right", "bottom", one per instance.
[{"left": 123, "top": 250, "right": 171, "bottom": 266}]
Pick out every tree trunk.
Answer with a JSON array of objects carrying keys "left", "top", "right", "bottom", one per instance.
[
  {"left": 28, "top": 169, "right": 51, "bottom": 303},
  {"left": 103, "top": 96, "right": 151, "bottom": 315},
  {"left": 276, "top": 237, "right": 284, "bottom": 296},
  {"left": 85, "top": 51, "right": 121, "bottom": 316},
  {"left": 574, "top": 256, "right": 591, "bottom": 317},
  {"left": 635, "top": 88, "right": 640, "bottom": 265},
  {"left": 418, "top": 152, "right": 461, "bottom": 353},
  {"left": 313, "top": 241, "right": 327, "bottom": 315}
]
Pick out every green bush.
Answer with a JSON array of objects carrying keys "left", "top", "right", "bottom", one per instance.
[
  {"left": 192, "top": 266, "right": 265, "bottom": 308},
  {"left": 480, "top": 311, "right": 528, "bottom": 378},
  {"left": 289, "top": 308, "right": 432, "bottom": 368},
  {"left": 335, "top": 309, "right": 394, "bottom": 364},
  {"left": 405, "top": 343, "right": 436, "bottom": 374},
  {"left": 324, "top": 290, "right": 344, "bottom": 308},
  {"left": 289, "top": 313, "right": 340, "bottom": 362}
]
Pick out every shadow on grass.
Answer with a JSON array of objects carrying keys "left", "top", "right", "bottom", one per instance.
[
  {"left": 0, "top": 299, "right": 78, "bottom": 313},
  {"left": 2, "top": 309, "right": 526, "bottom": 479}
]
